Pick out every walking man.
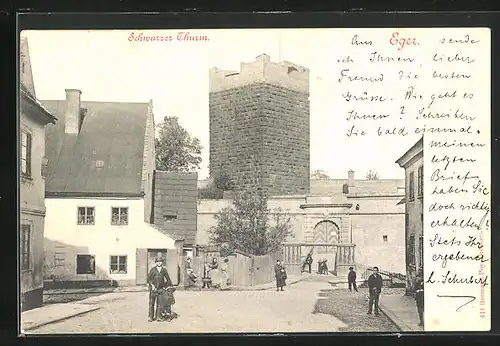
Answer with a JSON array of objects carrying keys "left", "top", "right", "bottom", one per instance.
[
  {"left": 367, "top": 266, "right": 383, "bottom": 316},
  {"left": 348, "top": 266, "right": 358, "bottom": 292},
  {"left": 415, "top": 269, "right": 425, "bottom": 327},
  {"left": 301, "top": 253, "right": 313, "bottom": 274},
  {"left": 147, "top": 256, "right": 173, "bottom": 322}
]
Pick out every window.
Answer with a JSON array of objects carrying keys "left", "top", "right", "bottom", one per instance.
[
  {"left": 409, "top": 171, "right": 415, "bottom": 201},
  {"left": 78, "top": 207, "right": 95, "bottom": 225},
  {"left": 20, "top": 131, "right": 32, "bottom": 177},
  {"left": 383, "top": 235, "right": 388, "bottom": 242},
  {"left": 163, "top": 214, "right": 177, "bottom": 222},
  {"left": 76, "top": 255, "right": 95, "bottom": 274},
  {"left": 111, "top": 207, "right": 128, "bottom": 225},
  {"left": 408, "top": 234, "right": 416, "bottom": 266},
  {"left": 417, "top": 165, "right": 424, "bottom": 197},
  {"left": 20, "top": 225, "right": 31, "bottom": 270},
  {"left": 418, "top": 236, "right": 424, "bottom": 269},
  {"left": 110, "top": 255, "right": 127, "bottom": 274}
]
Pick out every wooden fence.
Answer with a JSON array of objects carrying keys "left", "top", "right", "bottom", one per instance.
[{"left": 189, "top": 246, "right": 283, "bottom": 287}]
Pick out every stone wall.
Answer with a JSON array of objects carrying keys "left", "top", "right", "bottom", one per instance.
[
  {"left": 196, "top": 194, "right": 406, "bottom": 274},
  {"left": 209, "top": 82, "right": 310, "bottom": 196},
  {"left": 153, "top": 171, "right": 198, "bottom": 246}
]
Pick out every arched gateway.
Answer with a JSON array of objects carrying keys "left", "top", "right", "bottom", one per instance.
[
  {"left": 313, "top": 220, "right": 340, "bottom": 253},
  {"left": 282, "top": 220, "right": 355, "bottom": 277}
]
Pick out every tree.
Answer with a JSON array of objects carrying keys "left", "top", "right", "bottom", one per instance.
[
  {"left": 366, "top": 169, "right": 380, "bottom": 180},
  {"left": 155, "top": 116, "right": 202, "bottom": 172},
  {"left": 311, "top": 169, "right": 331, "bottom": 180},
  {"left": 207, "top": 190, "right": 294, "bottom": 256}
]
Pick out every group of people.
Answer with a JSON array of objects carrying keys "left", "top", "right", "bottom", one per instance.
[
  {"left": 149, "top": 253, "right": 425, "bottom": 328},
  {"left": 185, "top": 256, "right": 231, "bottom": 290},
  {"left": 301, "top": 253, "right": 330, "bottom": 275},
  {"left": 303, "top": 255, "right": 424, "bottom": 327}
]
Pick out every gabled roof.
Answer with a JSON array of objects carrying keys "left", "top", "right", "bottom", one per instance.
[
  {"left": 20, "top": 37, "right": 57, "bottom": 125},
  {"left": 395, "top": 137, "right": 424, "bottom": 168},
  {"left": 42, "top": 100, "right": 149, "bottom": 196}
]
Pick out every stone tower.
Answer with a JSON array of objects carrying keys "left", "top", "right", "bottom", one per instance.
[{"left": 209, "top": 54, "right": 310, "bottom": 196}]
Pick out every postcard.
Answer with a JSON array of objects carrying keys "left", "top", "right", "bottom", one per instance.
[{"left": 19, "top": 27, "right": 490, "bottom": 334}]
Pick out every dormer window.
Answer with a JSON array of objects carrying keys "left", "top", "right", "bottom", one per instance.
[{"left": 96, "top": 160, "right": 104, "bottom": 168}]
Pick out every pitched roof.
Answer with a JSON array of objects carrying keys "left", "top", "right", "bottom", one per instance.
[{"left": 42, "top": 100, "right": 149, "bottom": 196}]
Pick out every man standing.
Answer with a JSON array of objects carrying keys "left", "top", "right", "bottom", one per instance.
[
  {"left": 147, "top": 256, "right": 173, "bottom": 322},
  {"left": 367, "top": 266, "right": 383, "bottom": 316},
  {"left": 348, "top": 266, "right": 358, "bottom": 292},
  {"left": 301, "top": 253, "right": 313, "bottom": 274},
  {"left": 415, "top": 269, "right": 424, "bottom": 327},
  {"left": 274, "top": 260, "right": 287, "bottom": 291}
]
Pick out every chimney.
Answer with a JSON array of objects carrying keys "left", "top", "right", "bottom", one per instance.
[
  {"left": 348, "top": 170, "right": 355, "bottom": 187},
  {"left": 64, "top": 89, "right": 82, "bottom": 135}
]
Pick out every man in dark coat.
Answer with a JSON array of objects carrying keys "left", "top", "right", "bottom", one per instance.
[
  {"left": 367, "top": 266, "right": 383, "bottom": 316},
  {"left": 274, "top": 260, "right": 287, "bottom": 291},
  {"left": 301, "top": 253, "right": 313, "bottom": 274},
  {"left": 348, "top": 266, "right": 358, "bottom": 292},
  {"left": 415, "top": 269, "right": 424, "bottom": 327},
  {"left": 147, "top": 256, "right": 173, "bottom": 322}
]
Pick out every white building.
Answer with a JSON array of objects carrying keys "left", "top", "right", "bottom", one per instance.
[{"left": 42, "top": 91, "right": 182, "bottom": 287}]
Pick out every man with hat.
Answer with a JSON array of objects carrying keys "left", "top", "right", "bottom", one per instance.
[
  {"left": 348, "top": 266, "right": 358, "bottom": 292},
  {"left": 147, "top": 255, "right": 173, "bottom": 322}
]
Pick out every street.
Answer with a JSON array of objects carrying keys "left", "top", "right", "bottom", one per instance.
[{"left": 27, "top": 281, "right": 399, "bottom": 334}]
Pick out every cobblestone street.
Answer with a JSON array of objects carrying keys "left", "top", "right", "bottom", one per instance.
[{"left": 27, "top": 281, "right": 398, "bottom": 334}]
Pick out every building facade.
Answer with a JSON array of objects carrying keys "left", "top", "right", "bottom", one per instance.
[
  {"left": 197, "top": 171, "right": 406, "bottom": 275},
  {"left": 209, "top": 54, "right": 310, "bottom": 196},
  {"left": 396, "top": 137, "right": 424, "bottom": 294},
  {"left": 19, "top": 37, "right": 58, "bottom": 311},
  {"left": 42, "top": 91, "right": 188, "bottom": 287}
]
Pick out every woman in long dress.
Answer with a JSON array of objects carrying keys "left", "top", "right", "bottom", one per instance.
[
  {"left": 209, "top": 257, "right": 222, "bottom": 289},
  {"left": 274, "top": 260, "right": 287, "bottom": 291}
]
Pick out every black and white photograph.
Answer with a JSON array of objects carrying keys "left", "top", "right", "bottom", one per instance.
[{"left": 19, "top": 27, "right": 491, "bottom": 334}]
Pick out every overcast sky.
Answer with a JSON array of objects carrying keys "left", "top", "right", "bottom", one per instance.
[{"left": 23, "top": 29, "right": 421, "bottom": 180}]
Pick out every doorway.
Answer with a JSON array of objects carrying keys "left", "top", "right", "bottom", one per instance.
[{"left": 312, "top": 220, "right": 340, "bottom": 274}]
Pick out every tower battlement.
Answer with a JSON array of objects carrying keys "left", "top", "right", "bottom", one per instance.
[{"left": 209, "top": 54, "right": 310, "bottom": 94}]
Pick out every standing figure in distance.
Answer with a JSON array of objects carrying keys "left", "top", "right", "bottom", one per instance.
[
  {"left": 184, "top": 257, "right": 198, "bottom": 289},
  {"left": 415, "top": 269, "right": 425, "bottom": 327},
  {"left": 301, "top": 253, "right": 313, "bottom": 274},
  {"left": 274, "top": 260, "right": 287, "bottom": 291},
  {"left": 147, "top": 256, "right": 173, "bottom": 322},
  {"left": 367, "top": 266, "right": 383, "bottom": 316},
  {"left": 348, "top": 266, "right": 358, "bottom": 292}
]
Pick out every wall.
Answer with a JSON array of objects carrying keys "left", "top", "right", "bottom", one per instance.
[
  {"left": 44, "top": 197, "right": 175, "bottom": 284},
  {"left": 197, "top": 193, "right": 406, "bottom": 275},
  {"left": 351, "top": 214, "right": 405, "bottom": 274},
  {"left": 142, "top": 100, "right": 156, "bottom": 223},
  {"left": 153, "top": 171, "right": 198, "bottom": 246},
  {"left": 190, "top": 248, "right": 282, "bottom": 287},
  {"left": 20, "top": 107, "right": 47, "bottom": 310},
  {"left": 196, "top": 197, "right": 306, "bottom": 245},
  {"left": 405, "top": 154, "right": 424, "bottom": 290},
  {"left": 209, "top": 55, "right": 310, "bottom": 197}
]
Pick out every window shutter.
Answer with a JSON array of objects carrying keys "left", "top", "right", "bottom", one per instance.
[{"left": 26, "top": 133, "right": 32, "bottom": 176}]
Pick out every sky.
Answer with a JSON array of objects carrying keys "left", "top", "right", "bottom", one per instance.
[{"left": 22, "top": 29, "right": 421, "bottom": 180}]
